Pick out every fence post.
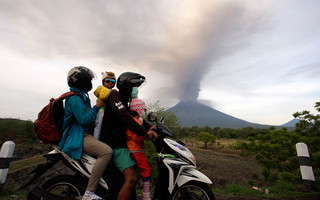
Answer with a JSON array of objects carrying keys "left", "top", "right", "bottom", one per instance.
[
  {"left": 296, "top": 142, "right": 318, "bottom": 191},
  {"left": 0, "top": 141, "right": 15, "bottom": 189}
]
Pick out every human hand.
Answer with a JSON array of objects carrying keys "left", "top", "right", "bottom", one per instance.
[
  {"left": 96, "top": 99, "right": 105, "bottom": 108},
  {"left": 147, "top": 125, "right": 158, "bottom": 139},
  {"left": 147, "top": 130, "right": 158, "bottom": 140}
]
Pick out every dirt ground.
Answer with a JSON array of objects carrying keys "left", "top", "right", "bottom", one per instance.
[{"left": 190, "top": 146, "right": 263, "bottom": 188}]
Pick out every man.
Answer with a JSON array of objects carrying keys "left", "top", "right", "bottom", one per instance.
[{"left": 99, "top": 72, "right": 157, "bottom": 200}]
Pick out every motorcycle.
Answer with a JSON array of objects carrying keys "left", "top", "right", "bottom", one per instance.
[{"left": 23, "top": 112, "right": 215, "bottom": 200}]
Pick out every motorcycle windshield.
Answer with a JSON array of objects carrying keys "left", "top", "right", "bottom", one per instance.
[{"left": 158, "top": 122, "right": 172, "bottom": 137}]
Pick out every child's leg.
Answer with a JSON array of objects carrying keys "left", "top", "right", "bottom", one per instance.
[
  {"left": 130, "top": 152, "right": 152, "bottom": 200},
  {"left": 142, "top": 177, "right": 151, "bottom": 200},
  {"left": 93, "top": 109, "right": 104, "bottom": 139}
]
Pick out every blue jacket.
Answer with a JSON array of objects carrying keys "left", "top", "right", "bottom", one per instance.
[{"left": 59, "top": 87, "right": 99, "bottom": 159}]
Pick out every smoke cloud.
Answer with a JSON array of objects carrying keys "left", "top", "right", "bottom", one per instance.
[{"left": 0, "top": 0, "right": 269, "bottom": 103}]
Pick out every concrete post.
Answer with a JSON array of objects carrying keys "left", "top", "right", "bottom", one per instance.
[
  {"left": 0, "top": 141, "right": 15, "bottom": 187},
  {"left": 296, "top": 142, "right": 318, "bottom": 191}
]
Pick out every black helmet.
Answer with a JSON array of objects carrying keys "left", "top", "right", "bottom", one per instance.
[
  {"left": 67, "top": 66, "right": 96, "bottom": 92},
  {"left": 117, "top": 72, "right": 146, "bottom": 97}
]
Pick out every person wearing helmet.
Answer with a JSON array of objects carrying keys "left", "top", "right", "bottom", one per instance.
[
  {"left": 99, "top": 72, "right": 157, "bottom": 200},
  {"left": 59, "top": 66, "right": 113, "bottom": 200}
]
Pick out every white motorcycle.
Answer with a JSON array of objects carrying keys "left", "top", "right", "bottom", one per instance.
[{"left": 23, "top": 112, "right": 215, "bottom": 200}]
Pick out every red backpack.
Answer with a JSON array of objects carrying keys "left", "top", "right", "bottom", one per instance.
[{"left": 33, "top": 91, "right": 84, "bottom": 144}]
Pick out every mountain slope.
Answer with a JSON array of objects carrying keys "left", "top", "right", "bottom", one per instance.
[
  {"left": 168, "top": 101, "right": 270, "bottom": 129},
  {"left": 280, "top": 118, "right": 299, "bottom": 127}
]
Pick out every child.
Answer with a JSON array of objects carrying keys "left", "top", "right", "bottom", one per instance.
[
  {"left": 59, "top": 66, "right": 113, "bottom": 200},
  {"left": 93, "top": 71, "right": 116, "bottom": 139},
  {"left": 126, "top": 98, "right": 152, "bottom": 200}
]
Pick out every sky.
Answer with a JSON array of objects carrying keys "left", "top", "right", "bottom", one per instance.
[{"left": 0, "top": 0, "right": 319, "bottom": 126}]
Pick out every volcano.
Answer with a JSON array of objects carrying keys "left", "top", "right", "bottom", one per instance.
[{"left": 168, "top": 101, "right": 271, "bottom": 129}]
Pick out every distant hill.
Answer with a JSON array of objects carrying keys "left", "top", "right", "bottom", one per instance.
[
  {"left": 168, "top": 101, "right": 271, "bottom": 129},
  {"left": 0, "top": 118, "right": 34, "bottom": 145},
  {"left": 280, "top": 118, "right": 299, "bottom": 127}
]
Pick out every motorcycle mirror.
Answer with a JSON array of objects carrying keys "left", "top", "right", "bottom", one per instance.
[
  {"left": 159, "top": 116, "right": 164, "bottom": 123},
  {"left": 147, "top": 112, "right": 157, "bottom": 122}
]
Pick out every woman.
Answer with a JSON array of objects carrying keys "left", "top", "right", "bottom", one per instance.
[{"left": 59, "top": 66, "right": 112, "bottom": 200}]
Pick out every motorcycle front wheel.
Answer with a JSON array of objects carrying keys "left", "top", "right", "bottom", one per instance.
[
  {"left": 41, "top": 175, "right": 86, "bottom": 200},
  {"left": 171, "top": 181, "right": 215, "bottom": 200}
]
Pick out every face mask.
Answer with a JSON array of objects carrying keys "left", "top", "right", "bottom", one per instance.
[
  {"left": 138, "top": 113, "right": 145, "bottom": 123},
  {"left": 138, "top": 117, "right": 143, "bottom": 123},
  {"left": 131, "top": 87, "right": 139, "bottom": 99}
]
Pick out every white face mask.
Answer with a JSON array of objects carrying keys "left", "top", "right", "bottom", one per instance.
[
  {"left": 138, "top": 111, "right": 145, "bottom": 123},
  {"left": 139, "top": 117, "right": 143, "bottom": 123}
]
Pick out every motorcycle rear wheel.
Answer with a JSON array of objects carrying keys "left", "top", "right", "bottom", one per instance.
[
  {"left": 171, "top": 181, "right": 215, "bottom": 200},
  {"left": 41, "top": 175, "right": 86, "bottom": 200}
]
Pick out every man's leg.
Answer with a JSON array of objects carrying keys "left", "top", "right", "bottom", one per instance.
[{"left": 117, "top": 166, "right": 137, "bottom": 200}]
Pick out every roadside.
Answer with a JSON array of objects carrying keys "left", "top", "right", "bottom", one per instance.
[{"left": 1, "top": 140, "right": 319, "bottom": 200}]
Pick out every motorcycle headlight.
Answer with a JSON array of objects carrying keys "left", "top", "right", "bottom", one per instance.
[
  {"left": 182, "top": 148, "right": 196, "bottom": 165},
  {"left": 190, "top": 153, "right": 196, "bottom": 165},
  {"left": 165, "top": 139, "right": 196, "bottom": 165}
]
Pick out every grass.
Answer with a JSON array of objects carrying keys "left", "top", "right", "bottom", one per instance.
[
  {"left": 8, "top": 155, "right": 45, "bottom": 172},
  {"left": 213, "top": 181, "right": 320, "bottom": 199},
  {"left": 0, "top": 155, "right": 46, "bottom": 200},
  {"left": 0, "top": 188, "right": 28, "bottom": 200}
]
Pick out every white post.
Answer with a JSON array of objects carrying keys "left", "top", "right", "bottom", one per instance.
[
  {"left": 0, "top": 141, "right": 15, "bottom": 186},
  {"left": 296, "top": 142, "right": 317, "bottom": 191}
]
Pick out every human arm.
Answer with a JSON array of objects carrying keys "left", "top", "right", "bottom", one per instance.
[
  {"left": 96, "top": 99, "right": 105, "bottom": 108},
  {"left": 142, "top": 119, "right": 151, "bottom": 130},
  {"left": 146, "top": 125, "right": 158, "bottom": 139},
  {"left": 67, "top": 95, "right": 100, "bottom": 125},
  {"left": 109, "top": 92, "right": 150, "bottom": 137}
]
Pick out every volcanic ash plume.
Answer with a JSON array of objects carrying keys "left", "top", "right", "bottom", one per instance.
[{"left": 151, "top": 1, "right": 266, "bottom": 103}]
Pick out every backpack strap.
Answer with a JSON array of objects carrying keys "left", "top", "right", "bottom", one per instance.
[{"left": 58, "top": 91, "right": 85, "bottom": 104}]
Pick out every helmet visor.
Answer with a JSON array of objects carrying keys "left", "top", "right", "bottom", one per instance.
[
  {"left": 138, "top": 80, "right": 146, "bottom": 89},
  {"left": 87, "top": 68, "right": 97, "bottom": 80},
  {"left": 130, "top": 77, "right": 146, "bottom": 88},
  {"left": 68, "top": 66, "right": 97, "bottom": 82}
]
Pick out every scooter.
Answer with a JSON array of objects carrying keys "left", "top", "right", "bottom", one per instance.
[{"left": 23, "top": 112, "right": 215, "bottom": 200}]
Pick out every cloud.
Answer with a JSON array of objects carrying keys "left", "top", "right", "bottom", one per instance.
[
  {"left": 1, "top": 0, "right": 320, "bottom": 125},
  {"left": 279, "top": 63, "right": 320, "bottom": 82},
  {"left": 0, "top": 1, "right": 270, "bottom": 103}
]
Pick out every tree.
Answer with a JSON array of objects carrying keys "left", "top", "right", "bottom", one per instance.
[
  {"left": 196, "top": 131, "right": 216, "bottom": 149},
  {"left": 235, "top": 102, "right": 320, "bottom": 184},
  {"left": 146, "top": 101, "right": 181, "bottom": 137}
]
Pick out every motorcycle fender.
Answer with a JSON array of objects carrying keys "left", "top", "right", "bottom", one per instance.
[
  {"left": 177, "top": 167, "right": 212, "bottom": 187},
  {"left": 51, "top": 145, "right": 109, "bottom": 190},
  {"left": 163, "top": 159, "right": 212, "bottom": 194}
]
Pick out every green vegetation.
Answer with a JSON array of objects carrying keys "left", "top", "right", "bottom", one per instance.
[
  {"left": 1, "top": 101, "right": 320, "bottom": 199},
  {"left": 146, "top": 100, "right": 181, "bottom": 133},
  {"left": 8, "top": 155, "right": 45, "bottom": 172},
  {"left": 0, "top": 188, "right": 28, "bottom": 200},
  {"left": 0, "top": 118, "right": 35, "bottom": 146},
  {"left": 234, "top": 102, "right": 320, "bottom": 187}
]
